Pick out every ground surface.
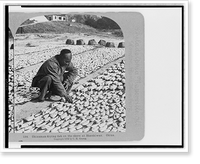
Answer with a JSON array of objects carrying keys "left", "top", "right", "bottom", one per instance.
[
  {"left": 9, "top": 32, "right": 125, "bottom": 133},
  {"left": 15, "top": 56, "right": 125, "bottom": 120}
]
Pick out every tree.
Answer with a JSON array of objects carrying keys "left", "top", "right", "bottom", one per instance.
[
  {"left": 84, "top": 16, "right": 120, "bottom": 30},
  {"left": 85, "top": 18, "right": 98, "bottom": 28}
]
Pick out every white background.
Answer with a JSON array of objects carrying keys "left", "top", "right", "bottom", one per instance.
[{"left": 0, "top": 0, "right": 188, "bottom": 152}]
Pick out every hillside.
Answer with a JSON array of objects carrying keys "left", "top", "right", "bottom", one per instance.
[
  {"left": 62, "top": 14, "right": 121, "bottom": 30},
  {"left": 16, "top": 21, "right": 98, "bottom": 34},
  {"left": 66, "top": 14, "right": 101, "bottom": 23}
]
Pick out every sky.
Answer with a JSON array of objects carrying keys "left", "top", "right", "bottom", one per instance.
[{"left": 30, "top": 16, "right": 48, "bottom": 22}]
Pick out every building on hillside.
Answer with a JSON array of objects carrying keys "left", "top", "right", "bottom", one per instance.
[
  {"left": 71, "top": 19, "right": 76, "bottom": 22},
  {"left": 45, "top": 15, "right": 68, "bottom": 21}
]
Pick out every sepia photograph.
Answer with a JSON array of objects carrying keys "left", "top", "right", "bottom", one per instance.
[
  {"left": 3, "top": 1, "right": 187, "bottom": 152},
  {"left": 11, "top": 13, "right": 126, "bottom": 134}
]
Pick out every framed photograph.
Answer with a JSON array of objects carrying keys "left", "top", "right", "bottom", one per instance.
[{"left": 2, "top": 1, "right": 188, "bottom": 152}]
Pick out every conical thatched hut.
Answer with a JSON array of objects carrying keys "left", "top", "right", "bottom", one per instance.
[
  {"left": 98, "top": 40, "right": 106, "bottom": 46},
  {"left": 88, "top": 39, "right": 97, "bottom": 45},
  {"left": 66, "top": 39, "right": 74, "bottom": 45},
  {"left": 76, "top": 39, "right": 85, "bottom": 45},
  {"left": 118, "top": 42, "right": 125, "bottom": 48},
  {"left": 105, "top": 42, "right": 115, "bottom": 48}
]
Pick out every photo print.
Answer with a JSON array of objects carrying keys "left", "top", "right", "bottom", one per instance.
[{"left": 6, "top": 5, "right": 144, "bottom": 144}]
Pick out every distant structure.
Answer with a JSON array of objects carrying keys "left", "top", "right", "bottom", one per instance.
[
  {"left": 71, "top": 19, "right": 76, "bottom": 23},
  {"left": 45, "top": 15, "right": 67, "bottom": 21}
]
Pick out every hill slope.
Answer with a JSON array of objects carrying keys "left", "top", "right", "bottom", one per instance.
[
  {"left": 16, "top": 21, "right": 98, "bottom": 34},
  {"left": 61, "top": 14, "right": 121, "bottom": 30}
]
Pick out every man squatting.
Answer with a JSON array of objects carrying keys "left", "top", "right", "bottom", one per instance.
[{"left": 31, "top": 49, "right": 78, "bottom": 103}]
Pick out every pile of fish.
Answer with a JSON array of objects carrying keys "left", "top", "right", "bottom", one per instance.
[
  {"left": 8, "top": 105, "right": 14, "bottom": 133},
  {"left": 14, "top": 48, "right": 125, "bottom": 104},
  {"left": 8, "top": 65, "right": 14, "bottom": 104},
  {"left": 14, "top": 45, "right": 96, "bottom": 69},
  {"left": 14, "top": 60, "right": 126, "bottom": 133}
]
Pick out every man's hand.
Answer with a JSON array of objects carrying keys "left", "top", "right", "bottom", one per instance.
[
  {"left": 62, "top": 94, "right": 73, "bottom": 103},
  {"left": 63, "top": 79, "right": 70, "bottom": 90},
  {"left": 65, "top": 95, "right": 73, "bottom": 103}
]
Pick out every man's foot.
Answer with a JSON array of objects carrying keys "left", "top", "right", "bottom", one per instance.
[
  {"left": 49, "top": 95, "right": 62, "bottom": 101},
  {"left": 43, "top": 91, "right": 62, "bottom": 101}
]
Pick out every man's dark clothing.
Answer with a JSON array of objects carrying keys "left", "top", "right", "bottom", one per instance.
[{"left": 31, "top": 55, "right": 78, "bottom": 100}]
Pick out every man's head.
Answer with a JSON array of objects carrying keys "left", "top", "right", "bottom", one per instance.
[{"left": 58, "top": 49, "right": 72, "bottom": 66}]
